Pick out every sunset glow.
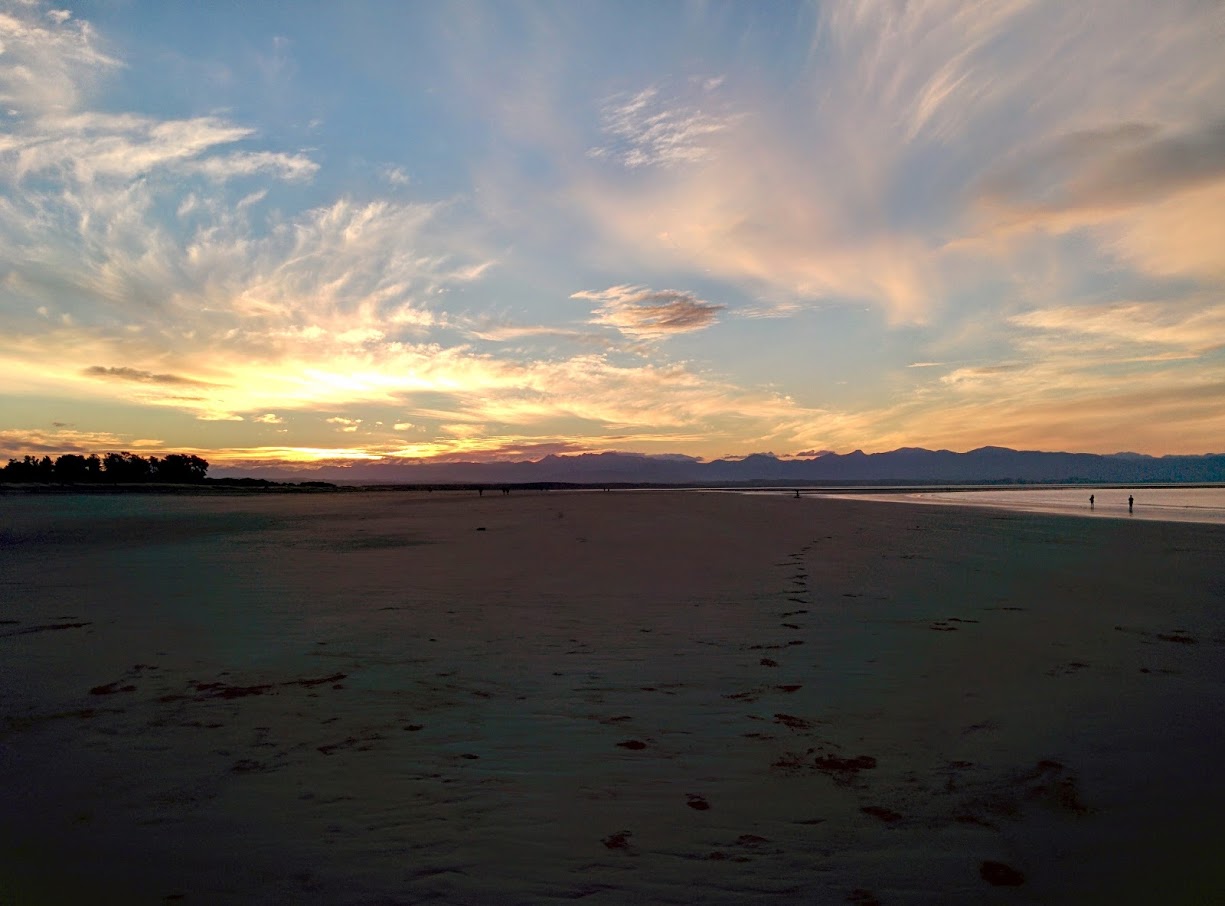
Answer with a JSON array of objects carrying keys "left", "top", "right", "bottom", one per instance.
[{"left": 3, "top": 2, "right": 1224, "bottom": 471}]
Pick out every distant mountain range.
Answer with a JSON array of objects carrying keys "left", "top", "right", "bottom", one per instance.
[{"left": 216, "top": 446, "right": 1225, "bottom": 485}]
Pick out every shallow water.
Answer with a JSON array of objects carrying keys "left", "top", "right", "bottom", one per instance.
[{"left": 831, "top": 486, "right": 1225, "bottom": 525}]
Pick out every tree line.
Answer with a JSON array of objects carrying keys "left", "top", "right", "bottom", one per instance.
[{"left": 0, "top": 452, "right": 209, "bottom": 483}]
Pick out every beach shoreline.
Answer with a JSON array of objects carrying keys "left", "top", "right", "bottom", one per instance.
[
  {"left": 2, "top": 491, "right": 1223, "bottom": 903},
  {"left": 807, "top": 486, "right": 1225, "bottom": 526}
]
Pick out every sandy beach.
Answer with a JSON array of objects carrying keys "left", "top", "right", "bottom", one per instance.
[{"left": 2, "top": 489, "right": 1223, "bottom": 904}]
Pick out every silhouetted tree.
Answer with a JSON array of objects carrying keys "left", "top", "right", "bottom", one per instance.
[
  {"left": 0, "top": 456, "right": 54, "bottom": 482},
  {"left": 1, "top": 451, "right": 207, "bottom": 483},
  {"left": 53, "top": 454, "right": 90, "bottom": 482},
  {"left": 2, "top": 457, "right": 33, "bottom": 481},
  {"left": 153, "top": 453, "right": 209, "bottom": 483},
  {"left": 102, "top": 451, "right": 152, "bottom": 482}
]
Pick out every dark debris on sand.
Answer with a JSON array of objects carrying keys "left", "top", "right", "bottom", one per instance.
[
  {"left": 980, "top": 860, "right": 1025, "bottom": 886},
  {"left": 773, "top": 713, "right": 814, "bottom": 730},
  {"left": 602, "top": 830, "right": 633, "bottom": 850},
  {"left": 156, "top": 672, "right": 350, "bottom": 703},
  {"left": 89, "top": 680, "right": 137, "bottom": 695},
  {"left": 2, "top": 621, "right": 91, "bottom": 638},
  {"left": 815, "top": 754, "right": 877, "bottom": 774},
  {"left": 860, "top": 805, "right": 904, "bottom": 823}
]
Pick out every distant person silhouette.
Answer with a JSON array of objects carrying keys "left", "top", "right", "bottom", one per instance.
[
  {"left": 1089, "top": 494, "right": 1094, "bottom": 509},
  {"left": 1128, "top": 495, "right": 1134, "bottom": 513}
]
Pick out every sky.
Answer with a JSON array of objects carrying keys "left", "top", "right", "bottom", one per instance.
[{"left": 2, "top": 0, "right": 1224, "bottom": 473}]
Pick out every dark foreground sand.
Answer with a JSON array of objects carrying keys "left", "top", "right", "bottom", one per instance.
[{"left": 1, "top": 490, "right": 1223, "bottom": 904}]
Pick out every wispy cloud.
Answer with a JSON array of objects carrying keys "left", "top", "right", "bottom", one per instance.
[
  {"left": 1104, "top": 182, "right": 1225, "bottom": 282},
  {"left": 0, "top": 185, "right": 496, "bottom": 419},
  {"left": 1, "top": 113, "right": 266, "bottom": 183},
  {"left": 83, "top": 365, "right": 207, "bottom": 385},
  {"left": 975, "top": 120, "right": 1225, "bottom": 230},
  {"left": 463, "top": 322, "right": 595, "bottom": 343},
  {"left": 1011, "top": 300, "right": 1225, "bottom": 356},
  {"left": 0, "top": 426, "right": 132, "bottom": 457},
  {"left": 569, "top": 1, "right": 1225, "bottom": 329},
  {"left": 571, "top": 285, "right": 723, "bottom": 339},
  {"left": 588, "top": 82, "right": 736, "bottom": 169},
  {"left": 380, "top": 165, "right": 410, "bottom": 186},
  {"left": 0, "top": 5, "right": 120, "bottom": 113}
]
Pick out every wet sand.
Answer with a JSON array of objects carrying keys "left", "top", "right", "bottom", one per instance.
[{"left": 2, "top": 490, "right": 1223, "bottom": 904}]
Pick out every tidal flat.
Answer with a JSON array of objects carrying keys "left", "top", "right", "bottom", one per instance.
[{"left": 2, "top": 490, "right": 1223, "bottom": 903}]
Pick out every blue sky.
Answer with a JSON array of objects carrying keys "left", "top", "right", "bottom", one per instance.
[{"left": 2, "top": 1, "right": 1224, "bottom": 470}]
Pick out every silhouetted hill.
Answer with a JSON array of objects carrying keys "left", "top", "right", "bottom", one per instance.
[{"left": 213, "top": 447, "right": 1225, "bottom": 485}]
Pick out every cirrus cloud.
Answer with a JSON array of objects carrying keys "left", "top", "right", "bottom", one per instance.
[
  {"left": 571, "top": 284, "right": 724, "bottom": 339},
  {"left": 588, "top": 82, "right": 738, "bottom": 170},
  {"left": 83, "top": 365, "right": 207, "bottom": 385}
]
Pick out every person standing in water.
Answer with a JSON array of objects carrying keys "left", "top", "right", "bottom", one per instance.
[
  {"left": 1128, "top": 495, "right": 1134, "bottom": 513},
  {"left": 1089, "top": 494, "right": 1094, "bottom": 509}
]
